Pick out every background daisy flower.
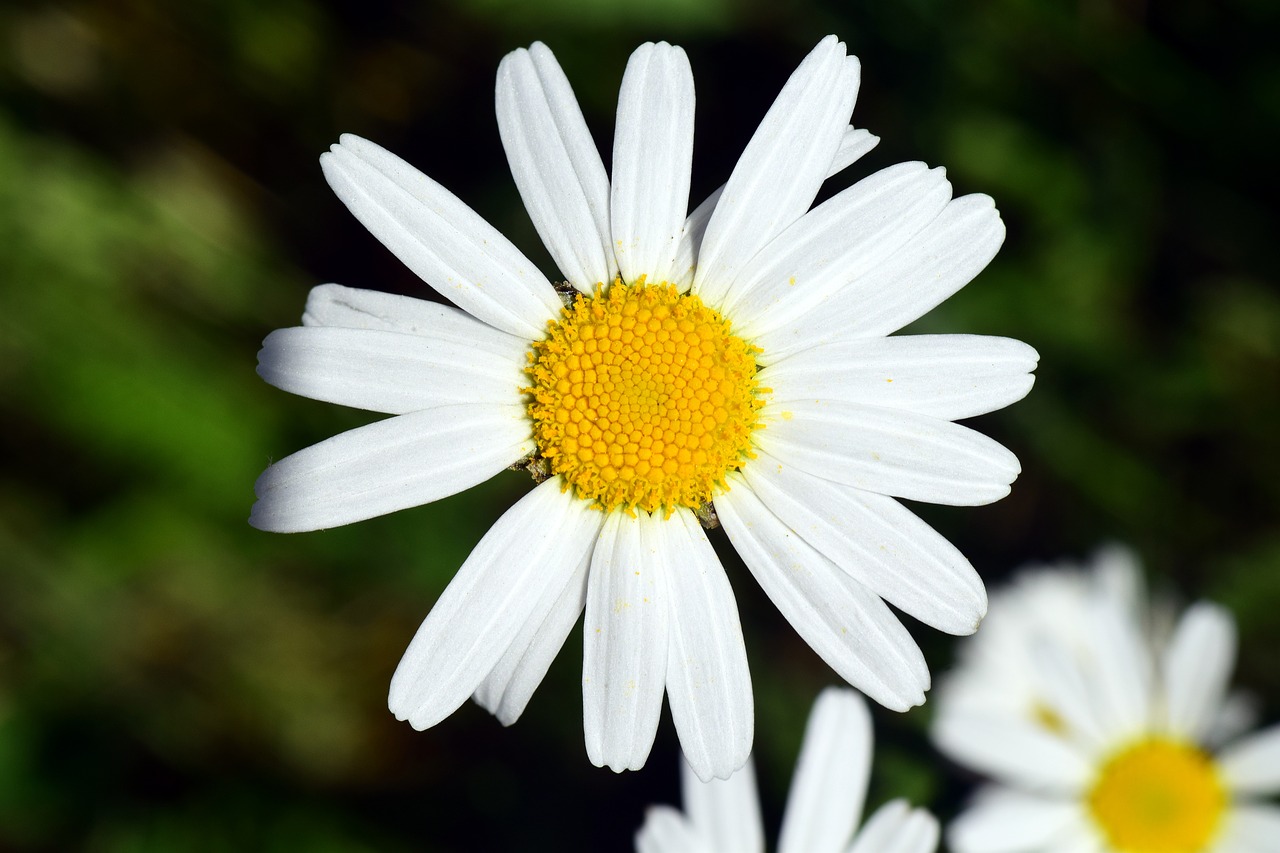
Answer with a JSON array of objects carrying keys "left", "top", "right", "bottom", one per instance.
[
  {"left": 636, "top": 687, "right": 939, "bottom": 853},
  {"left": 933, "top": 552, "right": 1280, "bottom": 852},
  {"left": 251, "top": 36, "right": 1036, "bottom": 779}
]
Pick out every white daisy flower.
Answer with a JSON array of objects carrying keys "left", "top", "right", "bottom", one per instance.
[
  {"left": 252, "top": 36, "right": 1037, "bottom": 780},
  {"left": 933, "top": 552, "right": 1280, "bottom": 852},
  {"left": 636, "top": 687, "right": 939, "bottom": 853}
]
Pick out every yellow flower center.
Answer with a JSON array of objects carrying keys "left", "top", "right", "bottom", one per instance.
[
  {"left": 526, "top": 280, "right": 764, "bottom": 514},
  {"left": 1086, "top": 737, "right": 1226, "bottom": 853}
]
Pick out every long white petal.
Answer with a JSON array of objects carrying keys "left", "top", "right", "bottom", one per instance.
[
  {"left": 692, "top": 37, "right": 858, "bottom": 308},
  {"left": 671, "top": 125, "right": 878, "bottom": 292},
  {"left": 716, "top": 476, "right": 929, "bottom": 711},
  {"left": 320, "top": 135, "right": 560, "bottom": 338},
  {"left": 496, "top": 42, "right": 615, "bottom": 292},
  {"left": 722, "top": 163, "right": 952, "bottom": 338},
  {"left": 759, "top": 335, "right": 1039, "bottom": 422},
  {"left": 1213, "top": 803, "right": 1280, "bottom": 851},
  {"left": 1160, "top": 601, "right": 1236, "bottom": 741},
  {"left": 757, "top": 398, "right": 1021, "bottom": 506},
  {"left": 257, "top": 326, "right": 526, "bottom": 414},
  {"left": 635, "top": 806, "right": 713, "bottom": 853},
  {"left": 1218, "top": 723, "right": 1280, "bottom": 794},
  {"left": 947, "top": 787, "right": 1082, "bottom": 853},
  {"left": 756, "top": 194, "right": 1005, "bottom": 360},
  {"left": 681, "top": 758, "right": 765, "bottom": 853},
  {"left": 472, "top": 485, "right": 604, "bottom": 725},
  {"left": 387, "top": 477, "right": 585, "bottom": 730},
  {"left": 1084, "top": 597, "right": 1151, "bottom": 739},
  {"left": 664, "top": 509, "right": 753, "bottom": 782},
  {"left": 932, "top": 712, "right": 1091, "bottom": 793},
  {"left": 301, "top": 284, "right": 534, "bottom": 360},
  {"left": 250, "top": 403, "right": 533, "bottom": 532},
  {"left": 582, "top": 510, "right": 669, "bottom": 772},
  {"left": 742, "top": 453, "right": 986, "bottom": 634},
  {"left": 611, "top": 42, "right": 694, "bottom": 286},
  {"left": 847, "top": 800, "right": 940, "bottom": 853},
  {"left": 777, "top": 688, "right": 871, "bottom": 853}
]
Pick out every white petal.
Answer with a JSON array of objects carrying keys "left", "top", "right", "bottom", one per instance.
[
  {"left": 693, "top": 37, "right": 858, "bottom": 308},
  {"left": 1027, "top": 639, "right": 1111, "bottom": 751},
  {"left": 947, "top": 787, "right": 1082, "bottom": 853},
  {"left": 681, "top": 757, "right": 765, "bottom": 853},
  {"left": 741, "top": 452, "right": 986, "bottom": 635},
  {"left": 672, "top": 125, "right": 877, "bottom": 292},
  {"left": 931, "top": 712, "right": 1091, "bottom": 792},
  {"left": 664, "top": 509, "right": 753, "bottom": 782},
  {"left": 1084, "top": 597, "right": 1152, "bottom": 739},
  {"left": 387, "top": 477, "right": 585, "bottom": 730},
  {"left": 257, "top": 326, "right": 526, "bottom": 414},
  {"left": 778, "top": 688, "right": 872, "bottom": 853},
  {"left": 250, "top": 403, "right": 533, "bottom": 532},
  {"left": 723, "top": 163, "right": 952, "bottom": 338},
  {"left": 847, "top": 800, "right": 940, "bottom": 853},
  {"left": 496, "top": 42, "right": 615, "bottom": 292},
  {"left": 715, "top": 476, "right": 929, "bottom": 711},
  {"left": 320, "top": 135, "right": 561, "bottom": 338},
  {"left": 758, "top": 398, "right": 1021, "bottom": 506},
  {"left": 1219, "top": 723, "right": 1280, "bottom": 794},
  {"left": 472, "top": 486, "right": 604, "bottom": 725},
  {"left": 611, "top": 42, "right": 694, "bottom": 286},
  {"left": 635, "top": 806, "right": 714, "bottom": 853},
  {"left": 759, "top": 334, "right": 1039, "bottom": 421},
  {"left": 1213, "top": 803, "right": 1280, "bottom": 851},
  {"left": 1160, "top": 601, "right": 1237, "bottom": 741},
  {"left": 756, "top": 194, "right": 1005, "bottom": 359},
  {"left": 582, "top": 511, "right": 670, "bottom": 772}
]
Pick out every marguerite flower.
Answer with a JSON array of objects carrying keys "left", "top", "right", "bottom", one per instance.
[
  {"left": 933, "top": 552, "right": 1280, "bottom": 852},
  {"left": 636, "top": 687, "right": 939, "bottom": 853},
  {"left": 252, "top": 36, "right": 1037, "bottom": 780}
]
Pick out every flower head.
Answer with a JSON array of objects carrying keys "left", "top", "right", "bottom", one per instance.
[
  {"left": 933, "top": 549, "right": 1280, "bottom": 852},
  {"left": 636, "top": 688, "right": 940, "bottom": 853},
  {"left": 252, "top": 36, "right": 1036, "bottom": 779}
]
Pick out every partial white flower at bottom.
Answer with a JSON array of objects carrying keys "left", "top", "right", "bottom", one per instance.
[
  {"left": 637, "top": 688, "right": 939, "bottom": 853},
  {"left": 933, "top": 550, "right": 1280, "bottom": 853}
]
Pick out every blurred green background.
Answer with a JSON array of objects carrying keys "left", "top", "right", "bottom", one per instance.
[{"left": 2, "top": 0, "right": 1278, "bottom": 849}]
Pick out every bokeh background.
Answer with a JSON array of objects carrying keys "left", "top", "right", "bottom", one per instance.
[{"left": 3, "top": 0, "right": 1279, "bottom": 849}]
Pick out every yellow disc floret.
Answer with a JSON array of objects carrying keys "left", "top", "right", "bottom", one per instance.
[
  {"left": 1086, "top": 737, "right": 1227, "bottom": 853},
  {"left": 526, "top": 279, "right": 764, "bottom": 514}
]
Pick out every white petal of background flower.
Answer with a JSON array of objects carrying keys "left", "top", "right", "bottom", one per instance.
[
  {"left": 634, "top": 806, "right": 711, "bottom": 853},
  {"left": 932, "top": 713, "right": 1092, "bottom": 792},
  {"left": 671, "top": 124, "right": 879, "bottom": 292},
  {"left": 663, "top": 509, "right": 753, "bottom": 782},
  {"left": 846, "top": 800, "right": 940, "bottom": 853},
  {"left": 680, "top": 758, "right": 765, "bottom": 853},
  {"left": 1083, "top": 599, "right": 1152, "bottom": 739},
  {"left": 583, "top": 511, "right": 670, "bottom": 772},
  {"left": 1160, "top": 601, "right": 1236, "bottom": 741},
  {"left": 947, "top": 787, "right": 1083, "bottom": 853},
  {"left": 320, "top": 135, "right": 562, "bottom": 338},
  {"left": 758, "top": 334, "right": 1038, "bottom": 422},
  {"left": 387, "top": 477, "right": 594, "bottom": 730},
  {"left": 741, "top": 453, "right": 986, "bottom": 634},
  {"left": 472, "top": 485, "right": 603, "bottom": 726},
  {"left": 757, "top": 398, "right": 1021, "bottom": 506},
  {"left": 716, "top": 475, "right": 929, "bottom": 711},
  {"left": 755, "top": 193, "right": 1005, "bottom": 361},
  {"left": 496, "top": 42, "right": 617, "bottom": 292},
  {"left": 1213, "top": 803, "right": 1280, "bottom": 851},
  {"left": 1217, "top": 723, "right": 1280, "bottom": 794},
  {"left": 692, "top": 36, "right": 858, "bottom": 307},
  {"left": 250, "top": 402, "right": 533, "bottom": 532},
  {"left": 610, "top": 41, "right": 694, "bottom": 286},
  {"left": 721, "top": 162, "right": 952, "bottom": 337},
  {"left": 257, "top": 326, "right": 527, "bottom": 414},
  {"left": 777, "top": 688, "right": 871, "bottom": 853}
]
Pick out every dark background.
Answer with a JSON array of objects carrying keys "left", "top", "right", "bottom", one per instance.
[{"left": 2, "top": 0, "right": 1278, "bottom": 849}]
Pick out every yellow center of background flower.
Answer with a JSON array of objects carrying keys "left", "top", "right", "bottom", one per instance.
[
  {"left": 526, "top": 280, "right": 763, "bottom": 514},
  {"left": 1086, "top": 737, "right": 1226, "bottom": 853}
]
